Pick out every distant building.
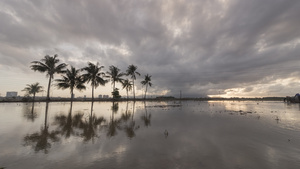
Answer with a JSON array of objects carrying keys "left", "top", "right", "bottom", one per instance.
[
  {"left": 6, "top": 91, "right": 18, "bottom": 97},
  {"left": 98, "top": 95, "right": 102, "bottom": 98},
  {"left": 103, "top": 95, "right": 109, "bottom": 98}
]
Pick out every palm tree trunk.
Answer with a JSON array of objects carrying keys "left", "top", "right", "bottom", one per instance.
[
  {"left": 70, "top": 100, "right": 73, "bottom": 112},
  {"left": 45, "top": 102, "right": 49, "bottom": 129},
  {"left": 133, "top": 80, "right": 135, "bottom": 100},
  {"left": 144, "top": 84, "right": 148, "bottom": 100},
  {"left": 92, "top": 85, "right": 94, "bottom": 102},
  {"left": 46, "top": 77, "right": 51, "bottom": 101},
  {"left": 71, "top": 89, "right": 74, "bottom": 103},
  {"left": 127, "top": 89, "right": 129, "bottom": 100},
  {"left": 91, "top": 101, "right": 94, "bottom": 116},
  {"left": 31, "top": 100, "right": 35, "bottom": 114},
  {"left": 113, "top": 82, "right": 115, "bottom": 99},
  {"left": 113, "top": 82, "right": 115, "bottom": 92},
  {"left": 91, "top": 85, "right": 94, "bottom": 116},
  {"left": 132, "top": 101, "right": 135, "bottom": 120},
  {"left": 33, "top": 93, "right": 36, "bottom": 102}
]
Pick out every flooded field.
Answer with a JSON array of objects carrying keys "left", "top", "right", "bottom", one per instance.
[{"left": 0, "top": 101, "right": 300, "bottom": 169}]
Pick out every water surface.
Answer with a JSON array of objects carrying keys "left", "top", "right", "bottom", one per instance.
[{"left": 0, "top": 101, "right": 300, "bottom": 169}]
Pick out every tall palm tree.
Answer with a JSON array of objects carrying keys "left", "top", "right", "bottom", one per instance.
[
  {"left": 81, "top": 62, "right": 107, "bottom": 102},
  {"left": 56, "top": 66, "right": 86, "bottom": 102},
  {"left": 30, "top": 54, "right": 67, "bottom": 101},
  {"left": 122, "top": 79, "right": 133, "bottom": 100},
  {"left": 126, "top": 65, "right": 140, "bottom": 100},
  {"left": 141, "top": 74, "right": 152, "bottom": 99},
  {"left": 106, "top": 65, "right": 125, "bottom": 98},
  {"left": 22, "top": 82, "right": 44, "bottom": 102}
]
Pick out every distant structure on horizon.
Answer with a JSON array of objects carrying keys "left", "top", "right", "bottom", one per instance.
[
  {"left": 6, "top": 91, "right": 18, "bottom": 97},
  {"left": 103, "top": 95, "right": 109, "bottom": 98},
  {"left": 98, "top": 95, "right": 102, "bottom": 98}
]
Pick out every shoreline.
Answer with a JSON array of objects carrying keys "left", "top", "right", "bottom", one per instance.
[{"left": 0, "top": 97, "right": 285, "bottom": 103}]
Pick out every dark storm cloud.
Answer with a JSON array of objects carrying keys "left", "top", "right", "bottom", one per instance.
[{"left": 1, "top": 0, "right": 300, "bottom": 97}]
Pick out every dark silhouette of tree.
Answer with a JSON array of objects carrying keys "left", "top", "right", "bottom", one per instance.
[
  {"left": 56, "top": 66, "right": 86, "bottom": 102},
  {"left": 23, "top": 102, "right": 60, "bottom": 154},
  {"left": 22, "top": 83, "right": 43, "bottom": 121},
  {"left": 112, "top": 88, "right": 121, "bottom": 99},
  {"left": 81, "top": 62, "right": 107, "bottom": 102},
  {"left": 122, "top": 79, "right": 133, "bottom": 100},
  {"left": 30, "top": 54, "right": 67, "bottom": 101},
  {"left": 141, "top": 74, "right": 152, "bottom": 99},
  {"left": 107, "top": 65, "right": 125, "bottom": 98},
  {"left": 22, "top": 82, "right": 44, "bottom": 102},
  {"left": 126, "top": 65, "right": 140, "bottom": 100}
]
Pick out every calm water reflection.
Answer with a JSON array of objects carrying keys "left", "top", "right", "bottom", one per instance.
[{"left": 0, "top": 101, "right": 300, "bottom": 169}]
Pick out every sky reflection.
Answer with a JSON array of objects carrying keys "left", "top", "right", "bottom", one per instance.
[{"left": 0, "top": 101, "right": 300, "bottom": 169}]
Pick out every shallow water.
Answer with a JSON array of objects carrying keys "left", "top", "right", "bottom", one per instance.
[{"left": 0, "top": 101, "right": 300, "bottom": 169}]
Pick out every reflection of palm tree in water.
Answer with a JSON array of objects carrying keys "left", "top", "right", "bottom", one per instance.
[
  {"left": 23, "top": 102, "right": 59, "bottom": 154},
  {"left": 80, "top": 104, "right": 106, "bottom": 142},
  {"left": 53, "top": 102, "right": 106, "bottom": 142},
  {"left": 121, "top": 101, "right": 131, "bottom": 122},
  {"left": 53, "top": 102, "right": 84, "bottom": 138},
  {"left": 106, "top": 101, "right": 122, "bottom": 137},
  {"left": 123, "top": 101, "right": 139, "bottom": 139},
  {"left": 141, "top": 101, "right": 151, "bottom": 127},
  {"left": 23, "top": 102, "right": 38, "bottom": 122}
]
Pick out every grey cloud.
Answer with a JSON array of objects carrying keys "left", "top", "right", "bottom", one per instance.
[{"left": 1, "top": 0, "right": 300, "bottom": 97}]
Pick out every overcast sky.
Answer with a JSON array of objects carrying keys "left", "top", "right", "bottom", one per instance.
[{"left": 1, "top": 0, "right": 300, "bottom": 98}]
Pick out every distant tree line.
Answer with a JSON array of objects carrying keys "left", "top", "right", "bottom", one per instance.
[{"left": 24, "top": 54, "right": 152, "bottom": 101}]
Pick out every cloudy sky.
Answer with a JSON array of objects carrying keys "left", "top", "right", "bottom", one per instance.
[{"left": 1, "top": 0, "right": 300, "bottom": 98}]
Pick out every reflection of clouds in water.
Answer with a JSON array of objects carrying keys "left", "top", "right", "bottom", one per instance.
[
  {"left": 207, "top": 101, "right": 300, "bottom": 131},
  {"left": 1, "top": 101, "right": 300, "bottom": 168},
  {"left": 266, "top": 146, "right": 280, "bottom": 168}
]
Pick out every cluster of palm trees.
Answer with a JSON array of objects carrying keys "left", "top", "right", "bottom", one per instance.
[{"left": 24, "top": 54, "right": 152, "bottom": 101}]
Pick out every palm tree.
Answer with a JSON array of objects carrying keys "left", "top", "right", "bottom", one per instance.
[
  {"left": 81, "top": 62, "right": 107, "bottom": 102},
  {"left": 22, "top": 83, "right": 43, "bottom": 123},
  {"left": 126, "top": 65, "right": 140, "bottom": 100},
  {"left": 106, "top": 65, "right": 125, "bottom": 98},
  {"left": 56, "top": 66, "right": 86, "bottom": 102},
  {"left": 122, "top": 79, "right": 133, "bottom": 100},
  {"left": 30, "top": 54, "right": 67, "bottom": 101},
  {"left": 22, "top": 82, "right": 44, "bottom": 102},
  {"left": 141, "top": 74, "right": 152, "bottom": 99}
]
